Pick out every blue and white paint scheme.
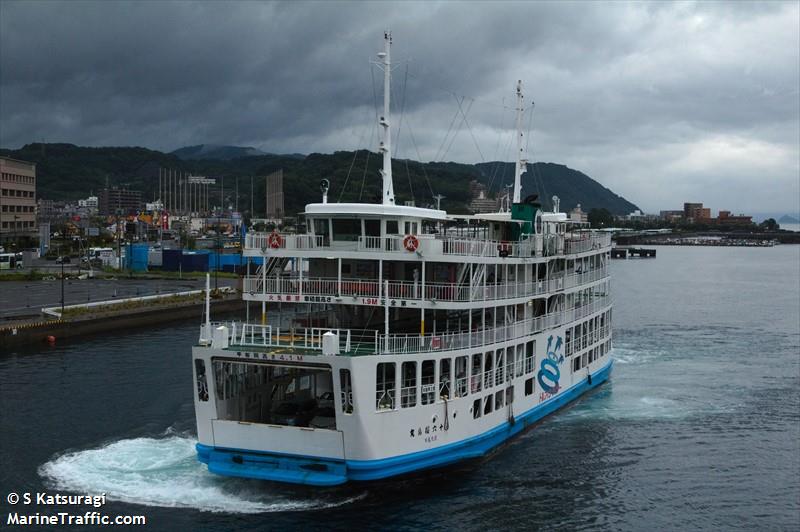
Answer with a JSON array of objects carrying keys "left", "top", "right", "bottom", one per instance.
[{"left": 191, "top": 32, "right": 614, "bottom": 486}]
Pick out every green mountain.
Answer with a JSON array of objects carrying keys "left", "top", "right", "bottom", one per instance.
[
  {"left": 0, "top": 143, "right": 639, "bottom": 216},
  {"left": 475, "top": 161, "right": 639, "bottom": 214},
  {"left": 171, "top": 144, "right": 269, "bottom": 160}
]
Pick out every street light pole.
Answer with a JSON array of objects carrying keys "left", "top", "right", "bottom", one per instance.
[{"left": 61, "top": 256, "right": 65, "bottom": 315}]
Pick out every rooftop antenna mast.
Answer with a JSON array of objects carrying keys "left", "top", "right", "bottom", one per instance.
[
  {"left": 512, "top": 80, "right": 528, "bottom": 204},
  {"left": 375, "top": 31, "right": 396, "bottom": 205},
  {"left": 433, "top": 194, "right": 445, "bottom": 210}
]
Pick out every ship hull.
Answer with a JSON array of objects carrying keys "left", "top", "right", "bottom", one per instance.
[{"left": 196, "top": 359, "right": 613, "bottom": 486}]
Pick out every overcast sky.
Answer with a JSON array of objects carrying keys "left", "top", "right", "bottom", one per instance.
[{"left": 1, "top": 0, "right": 798, "bottom": 215}]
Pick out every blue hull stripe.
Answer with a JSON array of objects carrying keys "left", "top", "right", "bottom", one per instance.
[{"left": 197, "top": 360, "right": 613, "bottom": 485}]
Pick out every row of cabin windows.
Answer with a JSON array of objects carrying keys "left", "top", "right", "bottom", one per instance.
[
  {"left": 312, "top": 218, "right": 420, "bottom": 242},
  {"left": 572, "top": 340, "right": 611, "bottom": 373},
  {"left": 565, "top": 310, "right": 611, "bottom": 355},
  {"left": 376, "top": 341, "right": 535, "bottom": 411},
  {"left": 471, "top": 386, "right": 515, "bottom": 419}
]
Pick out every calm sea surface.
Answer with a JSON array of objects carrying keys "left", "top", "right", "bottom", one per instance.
[{"left": 1, "top": 246, "right": 798, "bottom": 531}]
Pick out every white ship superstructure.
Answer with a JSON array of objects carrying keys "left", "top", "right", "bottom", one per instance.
[{"left": 192, "top": 32, "right": 613, "bottom": 485}]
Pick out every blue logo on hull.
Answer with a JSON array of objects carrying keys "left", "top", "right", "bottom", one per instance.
[{"left": 537, "top": 335, "right": 564, "bottom": 394}]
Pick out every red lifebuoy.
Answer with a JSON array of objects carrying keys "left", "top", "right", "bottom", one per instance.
[
  {"left": 403, "top": 234, "right": 419, "bottom": 252},
  {"left": 268, "top": 231, "right": 284, "bottom": 249}
]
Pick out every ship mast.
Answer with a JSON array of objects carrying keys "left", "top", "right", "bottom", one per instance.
[
  {"left": 512, "top": 80, "right": 527, "bottom": 204},
  {"left": 377, "top": 31, "right": 395, "bottom": 205}
]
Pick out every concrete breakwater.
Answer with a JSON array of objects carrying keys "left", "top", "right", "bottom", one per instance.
[{"left": 0, "top": 294, "right": 244, "bottom": 350}]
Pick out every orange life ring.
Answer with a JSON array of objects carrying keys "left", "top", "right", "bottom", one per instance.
[
  {"left": 268, "top": 231, "right": 284, "bottom": 249},
  {"left": 403, "top": 234, "right": 420, "bottom": 252}
]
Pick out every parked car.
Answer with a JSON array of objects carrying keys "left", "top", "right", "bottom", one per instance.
[
  {"left": 270, "top": 399, "right": 317, "bottom": 427},
  {"left": 317, "top": 391, "right": 334, "bottom": 408},
  {"left": 309, "top": 407, "right": 336, "bottom": 430},
  {"left": 55, "top": 256, "right": 71, "bottom": 264}
]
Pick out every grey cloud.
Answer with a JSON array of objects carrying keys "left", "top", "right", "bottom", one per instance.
[{"left": 1, "top": 0, "right": 797, "bottom": 214}]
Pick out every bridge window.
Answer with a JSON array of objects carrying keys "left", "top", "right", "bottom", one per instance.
[
  {"left": 332, "top": 219, "right": 361, "bottom": 241},
  {"left": 386, "top": 220, "right": 399, "bottom": 234},
  {"left": 401, "top": 361, "right": 417, "bottom": 408},
  {"left": 376, "top": 362, "right": 396, "bottom": 410}
]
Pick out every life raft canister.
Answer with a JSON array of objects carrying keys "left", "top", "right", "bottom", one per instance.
[
  {"left": 268, "top": 231, "right": 284, "bottom": 249},
  {"left": 403, "top": 234, "right": 420, "bottom": 252}
]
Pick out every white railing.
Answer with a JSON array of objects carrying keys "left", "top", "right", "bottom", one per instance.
[
  {"left": 565, "top": 325, "right": 611, "bottom": 356},
  {"left": 379, "top": 296, "right": 612, "bottom": 354},
  {"left": 241, "top": 267, "right": 609, "bottom": 303},
  {"left": 208, "top": 295, "right": 610, "bottom": 357},
  {"left": 245, "top": 231, "right": 609, "bottom": 258},
  {"left": 246, "top": 233, "right": 323, "bottom": 250},
  {"left": 565, "top": 233, "right": 611, "bottom": 254}
]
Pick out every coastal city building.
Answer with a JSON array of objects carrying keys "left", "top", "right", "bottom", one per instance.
[
  {"left": 468, "top": 180, "right": 500, "bottom": 213},
  {"left": 683, "top": 202, "right": 711, "bottom": 221},
  {"left": 99, "top": 186, "right": 142, "bottom": 215},
  {"left": 0, "top": 156, "right": 37, "bottom": 242},
  {"left": 569, "top": 203, "right": 588, "bottom": 223},
  {"left": 716, "top": 210, "right": 753, "bottom": 225}
]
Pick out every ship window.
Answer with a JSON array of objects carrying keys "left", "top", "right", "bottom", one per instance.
[
  {"left": 471, "top": 353, "right": 482, "bottom": 393},
  {"left": 525, "top": 378, "right": 534, "bottom": 396},
  {"left": 404, "top": 221, "right": 418, "bottom": 235},
  {"left": 473, "top": 398, "right": 482, "bottom": 419},
  {"left": 439, "top": 358, "right": 451, "bottom": 400},
  {"left": 386, "top": 220, "right": 399, "bottom": 234},
  {"left": 401, "top": 361, "right": 417, "bottom": 408},
  {"left": 421, "top": 360, "right": 435, "bottom": 405},
  {"left": 365, "top": 219, "right": 381, "bottom": 237},
  {"left": 525, "top": 341, "right": 535, "bottom": 373},
  {"left": 516, "top": 344, "right": 525, "bottom": 377},
  {"left": 495, "top": 349, "right": 505, "bottom": 386},
  {"left": 376, "top": 362, "right": 396, "bottom": 410},
  {"left": 495, "top": 390, "right": 504, "bottom": 410},
  {"left": 506, "top": 385, "right": 515, "bottom": 405},
  {"left": 332, "top": 219, "right": 361, "bottom": 241},
  {"left": 455, "top": 356, "right": 468, "bottom": 397},
  {"left": 582, "top": 352, "right": 588, "bottom": 367},
  {"left": 194, "top": 359, "right": 208, "bottom": 402},
  {"left": 483, "top": 395, "right": 493, "bottom": 415},
  {"left": 484, "top": 351, "right": 494, "bottom": 389},
  {"left": 573, "top": 357, "right": 581, "bottom": 373},
  {"left": 506, "top": 349, "right": 515, "bottom": 383},
  {"left": 340, "top": 369, "right": 353, "bottom": 414}
]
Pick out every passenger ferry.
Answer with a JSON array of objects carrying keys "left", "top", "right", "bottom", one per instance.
[{"left": 192, "top": 32, "right": 613, "bottom": 486}]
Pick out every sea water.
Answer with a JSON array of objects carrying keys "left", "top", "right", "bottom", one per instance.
[{"left": 1, "top": 245, "right": 798, "bottom": 530}]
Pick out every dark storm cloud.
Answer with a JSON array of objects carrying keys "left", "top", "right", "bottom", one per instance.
[{"left": 1, "top": 0, "right": 798, "bottom": 214}]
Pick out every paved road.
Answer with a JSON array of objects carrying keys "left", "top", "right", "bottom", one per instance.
[{"left": 0, "top": 276, "right": 237, "bottom": 320}]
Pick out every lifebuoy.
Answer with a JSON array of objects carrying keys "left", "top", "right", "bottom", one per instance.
[
  {"left": 268, "top": 231, "right": 284, "bottom": 249},
  {"left": 403, "top": 234, "right": 419, "bottom": 252}
]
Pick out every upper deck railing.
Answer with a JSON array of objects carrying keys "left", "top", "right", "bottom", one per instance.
[
  {"left": 212, "top": 295, "right": 612, "bottom": 356},
  {"left": 245, "top": 232, "right": 611, "bottom": 258},
  {"left": 242, "top": 266, "right": 609, "bottom": 304}
]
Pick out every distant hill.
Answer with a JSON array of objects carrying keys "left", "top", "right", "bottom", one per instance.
[
  {"left": 171, "top": 144, "right": 268, "bottom": 160},
  {"left": 0, "top": 143, "right": 639, "bottom": 217},
  {"left": 778, "top": 214, "right": 799, "bottom": 224},
  {"left": 475, "top": 161, "right": 640, "bottom": 215}
]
